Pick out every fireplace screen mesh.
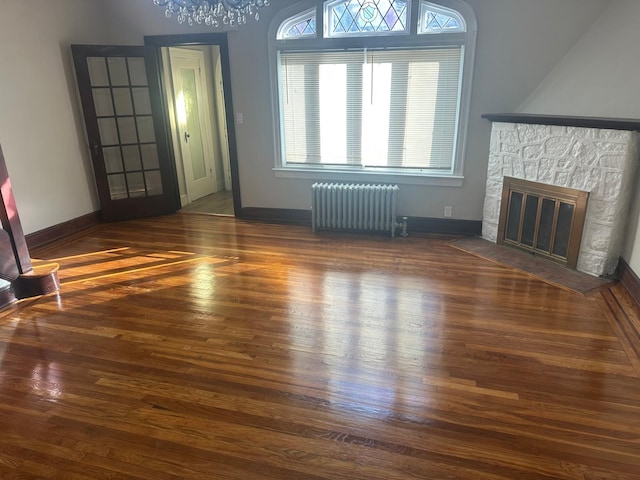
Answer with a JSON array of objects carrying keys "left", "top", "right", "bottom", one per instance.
[{"left": 498, "top": 177, "right": 588, "bottom": 269}]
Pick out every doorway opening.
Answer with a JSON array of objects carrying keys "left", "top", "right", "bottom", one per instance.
[{"left": 145, "top": 34, "right": 240, "bottom": 217}]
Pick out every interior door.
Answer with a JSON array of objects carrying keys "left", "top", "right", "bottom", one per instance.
[
  {"left": 71, "top": 45, "right": 178, "bottom": 221},
  {"left": 169, "top": 48, "right": 216, "bottom": 202}
]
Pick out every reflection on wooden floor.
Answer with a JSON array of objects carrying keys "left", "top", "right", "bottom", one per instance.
[
  {"left": 1, "top": 214, "right": 639, "bottom": 479},
  {"left": 181, "top": 189, "right": 234, "bottom": 215}
]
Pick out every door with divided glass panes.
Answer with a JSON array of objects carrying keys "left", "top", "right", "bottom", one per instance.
[{"left": 71, "top": 45, "right": 178, "bottom": 221}]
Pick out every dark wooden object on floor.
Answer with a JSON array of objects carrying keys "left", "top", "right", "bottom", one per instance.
[
  {"left": 0, "top": 214, "right": 638, "bottom": 479},
  {"left": 0, "top": 145, "right": 59, "bottom": 308}
]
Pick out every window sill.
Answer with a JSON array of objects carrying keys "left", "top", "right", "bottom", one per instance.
[{"left": 273, "top": 167, "right": 464, "bottom": 186}]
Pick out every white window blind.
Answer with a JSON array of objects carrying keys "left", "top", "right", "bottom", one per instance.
[{"left": 279, "top": 47, "right": 462, "bottom": 171}]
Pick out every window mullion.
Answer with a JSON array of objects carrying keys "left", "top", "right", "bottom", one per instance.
[{"left": 316, "top": 2, "right": 324, "bottom": 39}]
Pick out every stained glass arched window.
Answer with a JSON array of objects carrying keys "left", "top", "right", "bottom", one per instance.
[
  {"left": 418, "top": 1, "right": 466, "bottom": 34},
  {"left": 271, "top": 0, "right": 477, "bottom": 179},
  {"left": 277, "top": 7, "right": 316, "bottom": 39},
  {"left": 324, "top": 0, "right": 409, "bottom": 37}
]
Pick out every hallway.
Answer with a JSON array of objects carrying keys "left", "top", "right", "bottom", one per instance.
[{"left": 180, "top": 190, "right": 234, "bottom": 215}]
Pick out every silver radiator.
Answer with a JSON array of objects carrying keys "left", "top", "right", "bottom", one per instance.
[{"left": 311, "top": 183, "right": 400, "bottom": 237}]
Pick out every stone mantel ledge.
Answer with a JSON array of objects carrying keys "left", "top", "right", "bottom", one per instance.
[{"left": 482, "top": 113, "right": 640, "bottom": 132}]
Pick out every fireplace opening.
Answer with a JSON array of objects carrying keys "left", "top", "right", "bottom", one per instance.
[{"left": 497, "top": 177, "right": 589, "bottom": 269}]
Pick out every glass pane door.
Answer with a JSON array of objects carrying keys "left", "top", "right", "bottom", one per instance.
[
  {"left": 87, "top": 56, "right": 163, "bottom": 200},
  {"left": 72, "top": 45, "right": 178, "bottom": 221}
]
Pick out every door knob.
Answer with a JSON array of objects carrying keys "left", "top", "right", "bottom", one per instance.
[{"left": 184, "top": 132, "right": 190, "bottom": 143}]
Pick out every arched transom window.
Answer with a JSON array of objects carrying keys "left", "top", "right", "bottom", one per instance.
[{"left": 271, "top": 0, "right": 476, "bottom": 180}]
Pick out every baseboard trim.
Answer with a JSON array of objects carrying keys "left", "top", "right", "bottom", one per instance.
[
  {"left": 238, "top": 207, "right": 311, "bottom": 225},
  {"left": 26, "top": 211, "right": 101, "bottom": 251},
  {"left": 405, "top": 217, "right": 482, "bottom": 235},
  {"left": 22, "top": 209, "right": 481, "bottom": 249},
  {"left": 618, "top": 258, "right": 640, "bottom": 308},
  {"left": 238, "top": 208, "right": 482, "bottom": 235}
]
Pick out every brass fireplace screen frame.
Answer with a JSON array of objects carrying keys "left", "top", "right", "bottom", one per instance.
[{"left": 497, "top": 177, "right": 589, "bottom": 269}]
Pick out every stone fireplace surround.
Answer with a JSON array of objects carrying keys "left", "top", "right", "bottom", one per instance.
[{"left": 481, "top": 114, "right": 640, "bottom": 277}]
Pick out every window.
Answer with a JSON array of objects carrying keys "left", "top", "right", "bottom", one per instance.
[
  {"left": 324, "top": 0, "right": 409, "bottom": 36},
  {"left": 277, "top": 8, "right": 317, "bottom": 39},
  {"left": 271, "top": 0, "right": 476, "bottom": 181}
]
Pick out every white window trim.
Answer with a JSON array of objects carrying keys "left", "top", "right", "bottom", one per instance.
[
  {"left": 273, "top": 167, "right": 464, "bottom": 186},
  {"left": 267, "top": 0, "right": 477, "bottom": 186}
]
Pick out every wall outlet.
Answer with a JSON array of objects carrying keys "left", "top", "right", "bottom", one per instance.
[{"left": 444, "top": 206, "right": 452, "bottom": 218}]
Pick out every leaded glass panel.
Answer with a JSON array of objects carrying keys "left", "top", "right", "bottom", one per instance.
[
  {"left": 418, "top": 1, "right": 466, "bottom": 34},
  {"left": 325, "top": 0, "right": 409, "bottom": 37},
  {"left": 277, "top": 8, "right": 317, "bottom": 39}
]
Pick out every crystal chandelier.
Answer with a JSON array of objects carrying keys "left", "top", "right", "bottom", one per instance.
[{"left": 153, "top": 0, "right": 270, "bottom": 28}]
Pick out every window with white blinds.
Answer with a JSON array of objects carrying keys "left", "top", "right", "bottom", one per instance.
[
  {"left": 279, "top": 48, "right": 462, "bottom": 171},
  {"left": 272, "top": 0, "right": 476, "bottom": 178}
]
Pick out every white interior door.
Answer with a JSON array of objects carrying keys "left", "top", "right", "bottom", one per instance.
[{"left": 169, "top": 48, "right": 216, "bottom": 202}]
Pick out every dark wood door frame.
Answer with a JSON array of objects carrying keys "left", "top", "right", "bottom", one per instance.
[{"left": 144, "top": 33, "right": 242, "bottom": 216}]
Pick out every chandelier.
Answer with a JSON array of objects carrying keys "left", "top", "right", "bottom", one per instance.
[{"left": 153, "top": 0, "right": 270, "bottom": 28}]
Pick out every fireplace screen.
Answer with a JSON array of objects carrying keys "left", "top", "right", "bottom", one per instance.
[{"left": 497, "top": 177, "right": 588, "bottom": 269}]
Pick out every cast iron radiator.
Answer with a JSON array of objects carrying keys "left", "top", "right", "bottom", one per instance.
[{"left": 311, "top": 183, "right": 400, "bottom": 237}]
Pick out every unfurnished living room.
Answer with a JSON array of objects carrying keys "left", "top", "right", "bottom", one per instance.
[{"left": 1, "top": 0, "right": 640, "bottom": 478}]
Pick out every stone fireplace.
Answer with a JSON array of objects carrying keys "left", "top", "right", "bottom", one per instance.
[{"left": 481, "top": 114, "right": 640, "bottom": 277}]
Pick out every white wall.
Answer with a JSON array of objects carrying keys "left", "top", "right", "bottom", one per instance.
[
  {"left": 104, "top": 0, "right": 610, "bottom": 220},
  {"left": 518, "top": 0, "right": 640, "bottom": 118},
  {"left": 516, "top": 0, "right": 640, "bottom": 273},
  {"left": 102, "top": 0, "right": 609, "bottom": 220},
  {"left": 0, "top": 0, "right": 109, "bottom": 234}
]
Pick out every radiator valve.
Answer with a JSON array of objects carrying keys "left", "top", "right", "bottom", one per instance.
[{"left": 398, "top": 217, "right": 409, "bottom": 237}]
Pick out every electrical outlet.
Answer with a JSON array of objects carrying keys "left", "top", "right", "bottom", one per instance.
[{"left": 444, "top": 206, "right": 452, "bottom": 218}]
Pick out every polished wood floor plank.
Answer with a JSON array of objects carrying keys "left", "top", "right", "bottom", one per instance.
[{"left": 0, "top": 214, "right": 639, "bottom": 479}]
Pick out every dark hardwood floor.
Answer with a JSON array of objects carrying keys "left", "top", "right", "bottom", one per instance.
[{"left": 1, "top": 214, "right": 640, "bottom": 479}]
